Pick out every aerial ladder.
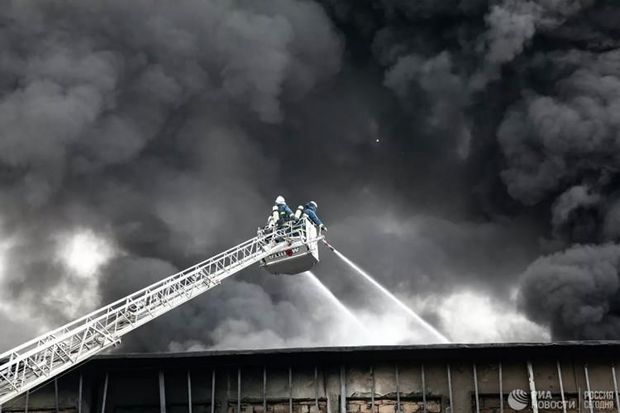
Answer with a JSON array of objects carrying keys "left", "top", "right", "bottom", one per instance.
[{"left": 0, "top": 218, "right": 325, "bottom": 405}]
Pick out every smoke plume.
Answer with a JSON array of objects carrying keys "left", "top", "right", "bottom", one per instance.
[{"left": 0, "top": 0, "right": 619, "bottom": 350}]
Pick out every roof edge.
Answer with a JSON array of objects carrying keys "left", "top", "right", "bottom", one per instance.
[{"left": 95, "top": 340, "right": 620, "bottom": 360}]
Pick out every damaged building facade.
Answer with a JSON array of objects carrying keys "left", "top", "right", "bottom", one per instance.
[{"left": 2, "top": 343, "right": 620, "bottom": 413}]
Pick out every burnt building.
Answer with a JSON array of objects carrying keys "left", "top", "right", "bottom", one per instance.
[{"left": 2, "top": 342, "right": 620, "bottom": 413}]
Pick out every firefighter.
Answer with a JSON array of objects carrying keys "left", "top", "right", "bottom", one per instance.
[
  {"left": 271, "top": 195, "right": 294, "bottom": 227},
  {"left": 302, "top": 201, "right": 327, "bottom": 231}
]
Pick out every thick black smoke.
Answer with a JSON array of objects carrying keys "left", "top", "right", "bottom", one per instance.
[
  {"left": 0, "top": 0, "right": 619, "bottom": 349},
  {"left": 519, "top": 244, "right": 620, "bottom": 339}
]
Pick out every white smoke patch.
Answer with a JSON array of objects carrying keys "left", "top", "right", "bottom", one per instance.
[
  {"left": 48, "top": 229, "right": 116, "bottom": 319},
  {"left": 56, "top": 229, "right": 115, "bottom": 278},
  {"left": 355, "top": 311, "right": 441, "bottom": 345},
  {"left": 432, "top": 290, "right": 550, "bottom": 342}
]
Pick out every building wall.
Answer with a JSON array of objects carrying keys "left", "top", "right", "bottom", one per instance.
[{"left": 2, "top": 344, "right": 620, "bottom": 413}]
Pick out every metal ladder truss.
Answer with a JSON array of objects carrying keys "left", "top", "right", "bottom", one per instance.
[{"left": 0, "top": 219, "right": 319, "bottom": 405}]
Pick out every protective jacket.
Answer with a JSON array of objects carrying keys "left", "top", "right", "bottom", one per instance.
[
  {"left": 303, "top": 202, "right": 323, "bottom": 226},
  {"left": 277, "top": 203, "right": 294, "bottom": 223}
]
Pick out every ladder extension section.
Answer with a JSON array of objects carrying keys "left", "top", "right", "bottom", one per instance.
[{"left": 0, "top": 220, "right": 313, "bottom": 405}]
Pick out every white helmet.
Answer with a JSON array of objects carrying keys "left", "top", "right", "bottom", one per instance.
[
  {"left": 309, "top": 201, "right": 318, "bottom": 209},
  {"left": 275, "top": 195, "right": 286, "bottom": 205}
]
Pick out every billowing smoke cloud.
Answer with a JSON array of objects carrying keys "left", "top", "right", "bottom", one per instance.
[
  {"left": 497, "top": 45, "right": 620, "bottom": 337},
  {"left": 0, "top": 0, "right": 344, "bottom": 349},
  {"left": 518, "top": 244, "right": 620, "bottom": 339},
  {"left": 484, "top": 0, "right": 594, "bottom": 65},
  {"left": 0, "top": 0, "right": 618, "bottom": 351},
  {"left": 498, "top": 49, "right": 620, "bottom": 208}
]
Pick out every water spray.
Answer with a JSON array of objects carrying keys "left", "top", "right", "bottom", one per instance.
[
  {"left": 304, "top": 271, "right": 369, "bottom": 333},
  {"left": 321, "top": 239, "right": 450, "bottom": 343},
  {"left": 322, "top": 239, "right": 336, "bottom": 252}
]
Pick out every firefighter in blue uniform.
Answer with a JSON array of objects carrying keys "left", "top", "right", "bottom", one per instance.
[
  {"left": 303, "top": 201, "right": 327, "bottom": 231},
  {"left": 272, "top": 195, "right": 294, "bottom": 227}
]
